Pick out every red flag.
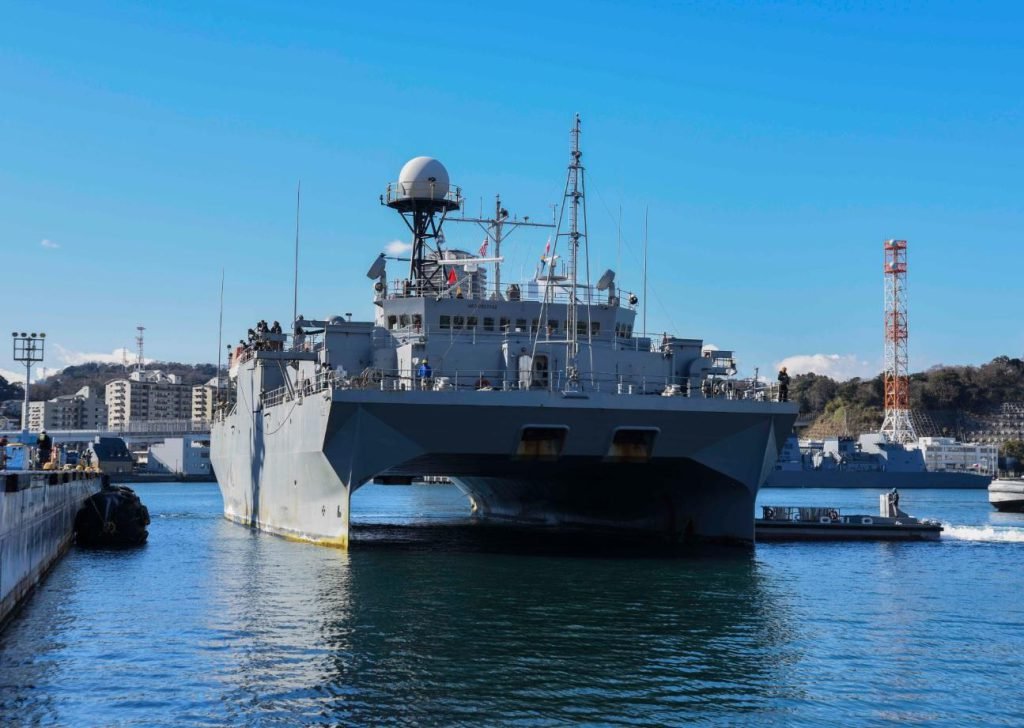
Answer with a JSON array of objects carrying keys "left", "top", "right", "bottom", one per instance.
[{"left": 447, "top": 268, "right": 457, "bottom": 285}]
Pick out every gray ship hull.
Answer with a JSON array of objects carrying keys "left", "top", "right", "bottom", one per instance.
[
  {"left": 212, "top": 388, "right": 796, "bottom": 547},
  {"left": 765, "top": 470, "right": 991, "bottom": 489}
]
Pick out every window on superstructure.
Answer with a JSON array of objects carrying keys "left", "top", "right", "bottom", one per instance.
[
  {"left": 412, "top": 314, "right": 422, "bottom": 331},
  {"left": 387, "top": 315, "right": 398, "bottom": 330},
  {"left": 500, "top": 317, "right": 510, "bottom": 332},
  {"left": 515, "top": 318, "right": 527, "bottom": 332},
  {"left": 547, "top": 320, "right": 558, "bottom": 335},
  {"left": 453, "top": 316, "right": 465, "bottom": 330},
  {"left": 577, "top": 321, "right": 587, "bottom": 336},
  {"left": 591, "top": 322, "right": 601, "bottom": 336},
  {"left": 399, "top": 314, "right": 410, "bottom": 328},
  {"left": 440, "top": 315, "right": 451, "bottom": 330},
  {"left": 531, "top": 319, "right": 540, "bottom": 333},
  {"left": 467, "top": 316, "right": 478, "bottom": 329},
  {"left": 483, "top": 317, "right": 495, "bottom": 331}
]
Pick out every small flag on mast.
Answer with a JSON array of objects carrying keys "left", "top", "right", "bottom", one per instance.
[
  {"left": 447, "top": 268, "right": 457, "bottom": 285},
  {"left": 479, "top": 237, "right": 488, "bottom": 257}
]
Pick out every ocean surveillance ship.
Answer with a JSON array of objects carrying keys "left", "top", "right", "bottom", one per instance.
[
  {"left": 211, "top": 116, "right": 797, "bottom": 547},
  {"left": 765, "top": 433, "right": 995, "bottom": 488}
]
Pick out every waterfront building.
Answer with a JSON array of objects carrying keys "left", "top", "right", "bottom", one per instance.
[
  {"left": 106, "top": 370, "right": 190, "bottom": 429},
  {"left": 147, "top": 435, "right": 212, "bottom": 477},
  {"left": 86, "top": 436, "right": 134, "bottom": 475},
  {"left": 27, "top": 386, "right": 107, "bottom": 432},
  {"left": 918, "top": 436, "right": 999, "bottom": 476}
]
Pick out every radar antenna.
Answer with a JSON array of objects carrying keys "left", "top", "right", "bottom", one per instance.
[{"left": 382, "top": 157, "right": 462, "bottom": 294}]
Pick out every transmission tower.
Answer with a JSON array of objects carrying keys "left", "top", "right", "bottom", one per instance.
[
  {"left": 880, "top": 239, "right": 916, "bottom": 443},
  {"left": 135, "top": 325, "right": 146, "bottom": 373}
]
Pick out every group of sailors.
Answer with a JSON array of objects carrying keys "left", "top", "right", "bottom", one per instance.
[{"left": 238, "top": 320, "right": 284, "bottom": 355}]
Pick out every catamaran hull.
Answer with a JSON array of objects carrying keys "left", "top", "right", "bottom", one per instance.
[{"left": 211, "top": 390, "right": 796, "bottom": 547}]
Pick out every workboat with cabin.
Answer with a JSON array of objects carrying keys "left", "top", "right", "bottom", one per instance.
[
  {"left": 756, "top": 491, "right": 942, "bottom": 541},
  {"left": 210, "top": 116, "right": 798, "bottom": 547}
]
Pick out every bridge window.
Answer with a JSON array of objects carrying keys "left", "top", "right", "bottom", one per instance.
[
  {"left": 591, "top": 322, "right": 601, "bottom": 335},
  {"left": 500, "top": 317, "right": 510, "bottom": 332},
  {"left": 453, "top": 315, "right": 465, "bottom": 330},
  {"left": 577, "top": 321, "right": 587, "bottom": 336},
  {"left": 399, "top": 314, "right": 410, "bottom": 327},
  {"left": 440, "top": 315, "right": 451, "bottom": 330},
  {"left": 515, "top": 318, "right": 527, "bottom": 332},
  {"left": 387, "top": 315, "right": 398, "bottom": 329},
  {"left": 467, "top": 316, "right": 478, "bottom": 329},
  {"left": 412, "top": 314, "right": 422, "bottom": 331},
  {"left": 483, "top": 317, "right": 495, "bottom": 331}
]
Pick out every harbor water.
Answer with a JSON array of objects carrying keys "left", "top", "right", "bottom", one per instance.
[{"left": 2, "top": 482, "right": 1023, "bottom": 725}]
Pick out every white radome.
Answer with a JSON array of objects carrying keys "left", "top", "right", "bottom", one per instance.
[{"left": 397, "top": 157, "right": 449, "bottom": 200}]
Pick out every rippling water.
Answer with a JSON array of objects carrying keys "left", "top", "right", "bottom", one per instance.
[{"left": 2, "top": 483, "right": 1023, "bottom": 726}]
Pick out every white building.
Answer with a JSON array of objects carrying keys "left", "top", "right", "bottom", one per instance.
[
  {"left": 191, "top": 377, "right": 226, "bottom": 424},
  {"left": 106, "top": 370, "right": 190, "bottom": 429},
  {"left": 918, "top": 436, "right": 999, "bottom": 476},
  {"left": 147, "top": 436, "right": 213, "bottom": 477},
  {"left": 27, "top": 386, "right": 107, "bottom": 432}
]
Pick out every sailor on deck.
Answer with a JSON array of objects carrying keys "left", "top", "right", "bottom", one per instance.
[
  {"left": 417, "top": 359, "right": 433, "bottom": 390},
  {"left": 777, "top": 366, "right": 790, "bottom": 403}
]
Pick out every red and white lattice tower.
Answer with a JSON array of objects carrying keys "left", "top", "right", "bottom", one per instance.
[{"left": 880, "top": 239, "right": 916, "bottom": 443}]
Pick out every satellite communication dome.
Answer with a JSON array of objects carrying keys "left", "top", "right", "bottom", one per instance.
[{"left": 397, "top": 157, "right": 450, "bottom": 200}]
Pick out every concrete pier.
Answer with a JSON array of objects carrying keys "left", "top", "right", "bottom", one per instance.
[{"left": 0, "top": 471, "right": 104, "bottom": 628}]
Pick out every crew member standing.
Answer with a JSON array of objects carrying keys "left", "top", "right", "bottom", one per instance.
[
  {"left": 777, "top": 366, "right": 790, "bottom": 403},
  {"left": 37, "top": 430, "right": 53, "bottom": 469},
  {"left": 417, "top": 359, "right": 433, "bottom": 390}
]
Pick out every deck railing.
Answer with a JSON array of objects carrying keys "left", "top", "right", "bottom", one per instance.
[{"left": 254, "top": 368, "right": 784, "bottom": 412}]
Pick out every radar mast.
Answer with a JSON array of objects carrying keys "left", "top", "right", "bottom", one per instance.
[{"left": 382, "top": 157, "right": 462, "bottom": 294}]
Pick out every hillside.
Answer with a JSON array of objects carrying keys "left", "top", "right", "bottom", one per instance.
[
  {"left": 791, "top": 356, "right": 1024, "bottom": 447},
  {"left": 26, "top": 362, "right": 218, "bottom": 401}
]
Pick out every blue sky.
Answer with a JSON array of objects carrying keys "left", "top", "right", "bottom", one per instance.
[{"left": 1, "top": 1, "right": 1021, "bottom": 384}]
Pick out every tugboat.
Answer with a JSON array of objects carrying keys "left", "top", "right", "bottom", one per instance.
[{"left": 756, "top": 490, "right": 942, "bottom": 541}]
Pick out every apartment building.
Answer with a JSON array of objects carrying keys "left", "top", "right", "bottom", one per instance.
[
  {"left": 27, "top": 386, "right": 108, "bottom": 431},
  {"left": 105, "top": 370, "right": 190, "bottom": 429}
]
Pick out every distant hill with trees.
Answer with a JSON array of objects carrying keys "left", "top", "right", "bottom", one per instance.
[
  {"left": 26, "top": 362, "right": 218, "bottom": 401},
  {"left": 790, "top": 355, "right": 1024, "bottom": 455},
  {"left": 0, "top": 375, "right": 24, "bottom": 401}
]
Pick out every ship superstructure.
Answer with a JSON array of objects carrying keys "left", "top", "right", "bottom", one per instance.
[{"left": 211, "top": 117, "right": 797, "bottom": 547}]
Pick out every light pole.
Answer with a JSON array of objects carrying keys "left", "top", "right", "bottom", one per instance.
[{"left": 11, "top": 332, "right": 45, "bottom": 432}]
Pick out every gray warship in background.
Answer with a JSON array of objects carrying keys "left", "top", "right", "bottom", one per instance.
[
  {"left": 211, "top": 116, "right": 797, "bottom": 547},
  {"left": 766, "top": 434, "right": 994, "bottom": 489}
]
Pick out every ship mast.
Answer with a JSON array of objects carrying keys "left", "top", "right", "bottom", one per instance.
[
  {"left": 448, "top": 194, "right": 554, "bottom": 299},
  {"left": 554, "top": 113, "right": 587, "bottom": 389}
]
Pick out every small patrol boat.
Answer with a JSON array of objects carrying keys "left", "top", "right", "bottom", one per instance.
[
  {"left": 988, "top": 478, "right": 1024, "bottom": 512},
  {"left": 756, "top": 491, "right": 942, "bottom": 541}
]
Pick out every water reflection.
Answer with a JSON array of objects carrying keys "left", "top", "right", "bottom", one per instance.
[{"left": 189, "top": 520, "right": 801, "bottom": 724}]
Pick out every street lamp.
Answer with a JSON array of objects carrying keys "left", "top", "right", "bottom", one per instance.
[{"left": 11, "top": 332, "right": 45, "bottom": 431}]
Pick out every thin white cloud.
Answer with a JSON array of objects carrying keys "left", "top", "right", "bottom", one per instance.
[
  {"left": 53, "top": 344, "right": 151, "bottom": 367},
  {"left": 775, "top": 353, "right": 874, "bottom": 381},
  {"left": 384, "top": 240, "right": 412, "bottom": 255},
  {"left": 0, "top": 367, "right": 25, "bottom": 384},
  {"left": 40, "top": 238, "right": 59, "bottom": 249}
]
